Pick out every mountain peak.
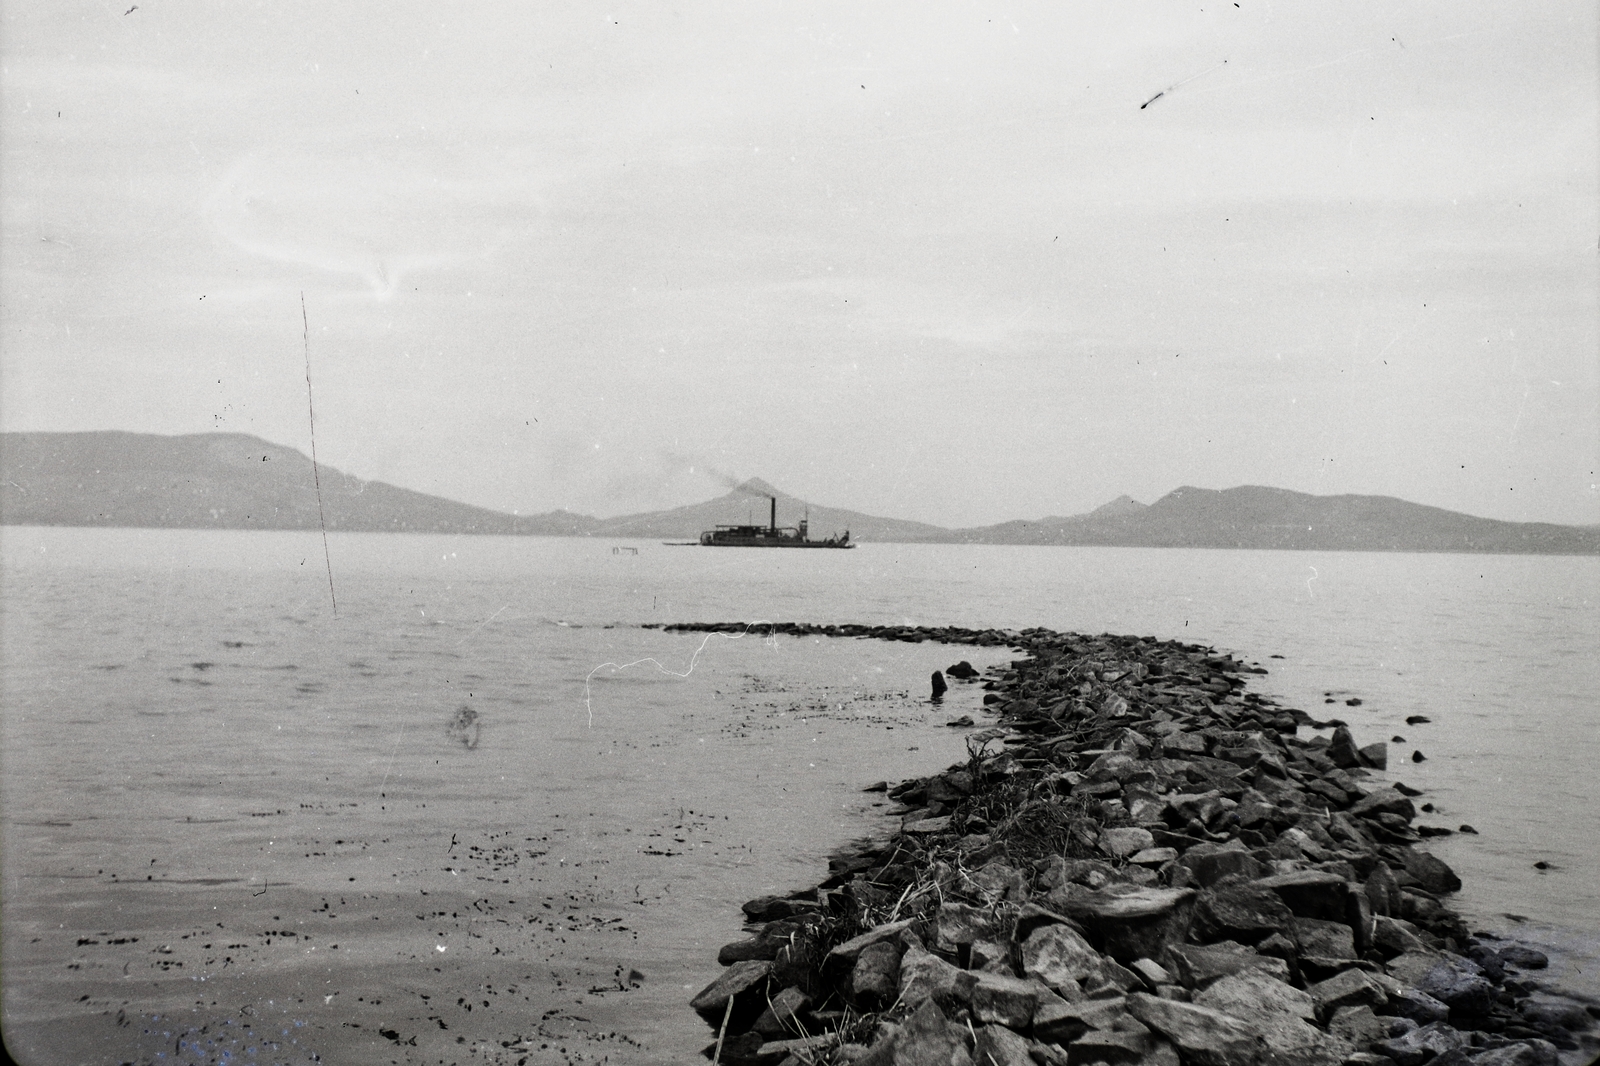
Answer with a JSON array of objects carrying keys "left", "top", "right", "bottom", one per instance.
[{"left": 1092, "top": 494, "right": 1147, "bottom": 516}]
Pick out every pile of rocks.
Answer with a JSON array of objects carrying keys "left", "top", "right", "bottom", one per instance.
[{"left": 675, "top": 623, "right": 1599, "bottom": 1066}]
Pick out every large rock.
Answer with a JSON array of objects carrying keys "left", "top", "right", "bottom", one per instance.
[
  {"left": 1401, "top": 848, "right": 1462, "bottom": 895},
  {"left": 1327, "top": 726, "right": 1363, "bottom": 769},
  {"left": 1471, "top": 1041, "right": 1561, "bottom": 1066},
  {"left": 1292, "top": 917, "right": 1357, "bottom": 962},
  {"left": 936, "top": 902, "right": 1000, "bottom": 952},
  {"left": 969, "top": 972, "right": 1043, "bottom": 1029},
  {"left": 1363, "top": 863, "right": 1402, "bottom": 918},
  {"left": 1348, "top": 787, "right": 1416, "bottom": 822},
  {"left": 1049, "top": 886, "right": 1197, "bottom": 964},
  {"left": 1377, "top": 1021, "right": 1468, "bottom": 1066},
  {"left": 1386, "top": 951, "right": 1493, "bottom": 1020},
  {"left": 1190, "top": 883, "right": 1296, "bottom": 945},
  {"left": 1125, "top": 992, "right": 1267, "bottom": 1066},
  {"left": 853, "top": 941, "right": 902, "bottom": 1005},
  {"left": 876, "top": 998, "right": 975, "bottom": 1066},
  {"left": 1252, "top": 870, "right": 1350, "bottom": 921},
  {"left": 1022, "top": 922, "right": 1116, "bottom": 997},
  {"left": 1164, "top": 943, "right": 1291, "bottom": 989},
  {"left": 1180, "top": 842, "right": 1268, "bottom": 888},
  {"left": 1032, "top": 995, "right": 1131, "bottom": 1046},
  {"left": 898, "top": 944, "right": 973, "bottom": 1012},
  {"left": 1388, "top": 988, "right": 1450, "bottom": 1025},
  {"left": 1100, "top": 827, "right": 1157, "bottom": 860},
  {"left": 1371, "top": 915, "right": 1429, "bottom": 958},
  {"left": 1328, "top": 1005, "right": 1389, "bottom": 1050},
  {"left": 751, "top": 985, "right": 812, "bottom": 1037},
  {"left": 690, "top": 959, "right": 772, "bottom": 1025},
  {"left": 1306, "top": 967, "right": 1388, "bottom": 1019},
  {"left": 1195, "top": 971, "right": 1350, "bottom": 1066},
  {"left": 827, "top": 919, "right": 915, "bottom": 963},
  {"left": 742, "top": 895, "right": 819, "bottom": 921},
  {"left": 974, "top": 1024, "right": 1035, "bottom": 1066}
]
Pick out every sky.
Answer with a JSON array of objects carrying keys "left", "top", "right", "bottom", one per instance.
[{"left": 3, "top": 2, "right": 1596, "bottom": 527}]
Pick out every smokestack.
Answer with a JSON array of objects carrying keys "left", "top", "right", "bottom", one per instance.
[{"left": 770, "top": 496, "right": 776, "bottom": 532}]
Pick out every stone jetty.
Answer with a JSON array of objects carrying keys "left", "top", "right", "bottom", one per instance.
[{"left": 661, "top": 622, "right": 1599, "bottom": 1066}]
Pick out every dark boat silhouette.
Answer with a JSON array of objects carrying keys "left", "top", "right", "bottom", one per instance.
[{"left": 698, "top": 496, "right": 853, "bottom": 548}]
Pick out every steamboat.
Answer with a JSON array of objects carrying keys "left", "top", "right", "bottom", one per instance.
[{"left": 698, "top": 496, "right": 853, "bottom": 548}]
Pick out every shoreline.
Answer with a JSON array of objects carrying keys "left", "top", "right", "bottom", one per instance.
[{"left": 669, "top": 622, "right": 1600, "bottom": 1066}]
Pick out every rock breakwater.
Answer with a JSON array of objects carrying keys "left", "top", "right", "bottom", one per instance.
[{"left": 666, "top": 622, "right": 1600, "bottom": 1066}]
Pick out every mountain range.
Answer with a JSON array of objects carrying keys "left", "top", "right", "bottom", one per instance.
[{"left": 3, "top": 431, "right": 1596, "bottom": 554}]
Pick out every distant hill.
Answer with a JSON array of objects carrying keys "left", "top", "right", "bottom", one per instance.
[
  {"left": 952, "top": 485, "right": 1600, "bottom": 554},
  {"left": 3, "top": 432, "right": 1596, "bottom": 554},
  {"left": 0, "top": 431, "right": 595, "bottom": 535}
]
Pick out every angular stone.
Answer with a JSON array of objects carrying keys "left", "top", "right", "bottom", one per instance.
[
  {"left": 1348, "top": 786, "right": 1416, "bottom": 820},
  {"left": 742, "top": 895, "right": 819, "bottom": 921},
  {"left": 1520, "top": 995, "right": 1593, "bottom": 1030},
  {"left": 1328, "top": 1005, "right": 1389, "bottom": 1050},
  {"left": 1496, "top": 944, "right": 1549, "bottom": 970},
  {"left": 1292, "top": 917, "right": 1357, "bottom": 961},
  {"left": 752, "top": 984, "right": 812, "bottom": 1037},
  {"left": 1194, "top": 969, "right": 1313, "bottom": 1021},
  {"left": 1125, "top": 992, "right": 1266, "bottom": 1066},
  {"left": 898, "top": 944, "right": 973, "bottom": 1011},
  {"left": 970, "top": 972, "right": 1042, "bottom": 1029},
  {"left": 1130, "top": 847, "right": 1179, "bottom": 867},
  {"left": 1164, "top": 943, "right": 1291, "bottom": 989},
  {"left": 1190, "top": 882, "right": 1296, "bottom": 945},
  {"left": 1179, "top": 843, "right": 1268, "bottom": 888},
  {"left": 970, "top": 938, "right": 1014, "bottom": 974},
  {"left": 1252, "top": 870, "right": 1349, "bottom": 920},
  {"left": 1306, "top": 967, "right": 1388, "bottom": 1019},
  {"left": 904, "top": 815, "right": 953, "bottom": 836},
  {"left": 1386, "top": 951, "right": 1493, "bottom": 1019},
  {"left": 1049, "top": 886, "right": 1197, "bottom": 964},
  {"left": 690, "top": 959, "right": 772, "bottom": 1024},
  {"left": 1327, "top": 726, "right": 1362, "bottom": 769},
  {"left": 1358, "top": 743, "right": 1388, "bottom": 770},
  {"left": 1388, "top": 987, "right": 1450, "bottom": 1025},
  {"left": 827, "top": 919, "right": 915, "bottom": 962},
  {"left": 1401, "top": 848, "right": 1462, "bottom": 895},
  {"left": 1052, "top": 885, "right": 1196, "bottom": 921},
  {"left": 719, "top": 936, "right": 783, "bottom": 965},
  {"left": 1023, "top": 922, "right": 1114, "bottom": 997},
  {"left": 1014, "top": 901, "right": 1085, "bottom": 941},
  {"left": 1066, "top": 1030, "right": 1150, "bottom": 1065},
  {"left": 975, "top": 1023, "right": 1036, "bottom": 1066},
  {"left": 1032, "top": 996, "right": 1130, "bottom": 1045},
  {"left": 852, "top": 941, "right": 902, "bottom": 1004},
  {"left": 1130, "top": 958, "right": 1173, "bottom": 989},
  {"left": 964, "top": 860, "right": 1028, "bottom": 902},
  {"left": 885, "top": 997, "right": 976, "bottom": 1066},
  {"left": 1378, "top": 1021, "right": 1468, "bottom": 1066},
  {"left": 1471, "top": 1043, "right": 1563, "bottom": 1066},
  {"left": 1371, "top": 915, "right": 1428, "bottom": 957},
  {"left": 1363, "top": 862, "right": 1401, "bottom": 917},
  {"left": 936, "top": 902, "right": 999, "bottom": 952},
  {"left": 1196, "top": 971, "right": 1348, "bottom": 1066},
  {"left": 1100, "top": 827, "right": 1156, "bottom": 860}
]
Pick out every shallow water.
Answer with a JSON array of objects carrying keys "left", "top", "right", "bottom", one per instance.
[{"left": 3, "top": 528, "right": 1597, "bottom": 1062}]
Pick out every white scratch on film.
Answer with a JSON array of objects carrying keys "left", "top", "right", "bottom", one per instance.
[{"left": 583, "top": 621, "right": 776, "bottom": 729}]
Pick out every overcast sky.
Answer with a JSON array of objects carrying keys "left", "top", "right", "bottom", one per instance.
[{"left": 3, "top": 2, "right": 1595, "bottom": 527}]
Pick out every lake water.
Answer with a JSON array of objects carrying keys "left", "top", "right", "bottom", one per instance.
[{"left": 3, "top": 528, "right": 1597, "bottom": 1064}]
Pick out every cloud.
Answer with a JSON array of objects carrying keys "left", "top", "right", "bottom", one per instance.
[{"left": 201, "top": 147, "right": 527, "bottom": 301}]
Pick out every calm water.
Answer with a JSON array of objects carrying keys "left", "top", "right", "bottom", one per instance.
[{"left": 3, "top": 528, "right": 1597, "bottom": 1063}]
